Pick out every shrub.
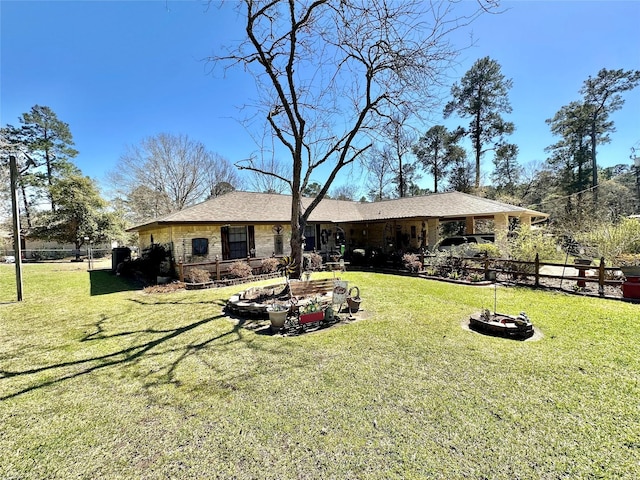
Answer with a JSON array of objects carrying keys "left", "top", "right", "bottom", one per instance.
[
  {"left": 470, "top": 272, "right": 483, "bottom": 282},
  {"left": 471, "top": 243, "right": 501, "bottom": 258},
  {"left": 350, "top": 249, "right": 366, "bottom": 266},
  {"left": 119, "top": 243, "right": 173, "bottom": 283},
  {"left": 260, "top": 257, "right": 280, "bottom": 274},
  {"left": 426, "top": 247, "right": 467, "bottom": 277},
  {"left": 188, "top": 268, "right": 211, "bottom": 284},
  {"left": 575, "top": 218, "right": 640, "bottom": 263},
  {"left": 507, "top": 226, "right": 562, "bottom": 263},
  {"left": 402, "top": 253, "right": 422, "bottom": 273},
  {"left": 227, "top": 260, "right": 253, "bottom": 279}
]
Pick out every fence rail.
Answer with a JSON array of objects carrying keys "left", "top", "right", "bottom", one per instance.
[
  {"left": 178, "top": 255, "right": 284, "bottom": 282},
  {"left": 1, "top": 248, "right": 112, "bottom": 261},
  {"left": 421, "top": 252, "right": 623, "bottom": 295}
]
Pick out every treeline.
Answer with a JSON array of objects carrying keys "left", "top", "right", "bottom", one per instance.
[
  {"left": 363, "top": 58, "right": 640, "bottom": 233},
  {"left": 2, "top": 60, "right": 639, "bottom": 250},
  {"left": 0, "top": 106, "right": 244, "bottom": 249}
]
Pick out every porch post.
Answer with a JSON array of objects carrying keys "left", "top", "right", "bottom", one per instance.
[
  {"left": 520, "top": 215, "right": 532, "bottom": 228},
  {"left": 494, "top": 213, "right": 509, "bottom": 254},
  {"left": 465, "top": 216, "right": 476, "bottom": 235},
  {"left": 427, "top": 218, "right": 439, "bottom": 250}
]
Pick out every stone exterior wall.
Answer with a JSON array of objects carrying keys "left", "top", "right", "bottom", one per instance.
[
  {"left": 137, "top": 223, "right": 296, "bottom": 262},
  {"left": 135, "top": 216, "right": 501, "bottom": 260}
]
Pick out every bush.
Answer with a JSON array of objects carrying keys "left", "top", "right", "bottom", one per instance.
[
  {"left": 507, "top": 226, "right": 562, "bottom": 263},
  {"left": 227, "top": 260, "right": 253, "bottom": 279},
  {"left": 118, "top": 243, "right": 173, "bottom": 283},
  {"left": 188, "top": 268, "right": 211, "bottom": 284},
  {"left": 366, "top": 248, "right": 387, "bottom": 267},
  {"left": 350, "top": 249, "right": 366, "bottom": 266},
  {"left": 402, "top": 253, "right": 422, "bottom": 273},
  {"left": 260, "top": 257, "right": 280, "bottom": 274},
  {"left": 426, "top": 247, "right": 468, "bottom": 277},
  {"left": 575, "top": 218, "right": 640, "bottom": 263},
  {"left": 470, "top": 243, "right": 501, "bottom": 258}
]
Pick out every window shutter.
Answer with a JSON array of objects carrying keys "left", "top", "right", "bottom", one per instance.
[
  {"left": 248, "top": 225, "right": 255, "bottom": 257},
  {"left": 221, "top": 226, "right": 230, "bottom": 260}
]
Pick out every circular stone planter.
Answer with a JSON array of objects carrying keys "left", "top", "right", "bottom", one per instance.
[{"left": 225, "top": 283, "right": 289, "bottom": 318}]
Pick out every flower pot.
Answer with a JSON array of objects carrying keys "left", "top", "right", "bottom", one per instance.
[
  {"left": 347, "top": 297, "right": 362, "bottom": 312},
  {"left": 347, "top": 286, "right": 361, "bottom": 312},
  {"left": 299, "top": 311, "right": 324, "bottom": 324},
  {"left": 268, "top": 309, "right": 288, "bottom": 332}
]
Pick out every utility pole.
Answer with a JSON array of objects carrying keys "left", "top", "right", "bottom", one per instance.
[{"left": 9, "top": 155, "right": 24, "bottom": 301}]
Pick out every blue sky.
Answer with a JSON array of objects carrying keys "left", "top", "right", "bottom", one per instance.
[{"left": 1, "top": 0, "right": 639, "bottom": 195}]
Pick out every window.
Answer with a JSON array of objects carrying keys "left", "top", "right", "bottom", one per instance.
[
  {"left": 221, "top": 225, "right": 255, "bottom": 260},
  {"left": 274, "top": 235, "right": 284, "bottom": 255},
  {"left": 192, "top": 238, "right": 208, "bottom": 256},
  {"left": 219, "top": 226, "right": 247, "bottom": 260},
  {"left": 304, "top": 225, "right": 316, "bottom": 251}
]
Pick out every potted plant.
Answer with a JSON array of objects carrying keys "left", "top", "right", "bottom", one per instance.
[
  {"left": 299, "top": 298, "right": 324, "bottom": 324},
  {"left": 267, "top": 302, "right": 289, "bottom": 332},
  {"left": 347, "top": 286, "right": 362, "bottom": 313}
]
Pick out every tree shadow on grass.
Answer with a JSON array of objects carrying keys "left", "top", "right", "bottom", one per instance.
[
  {"left": 89, "top": 269, "right": 141, "bottom": 296},
  {"left": 0, "top": 312, "right": 250, "bottom": 401}
]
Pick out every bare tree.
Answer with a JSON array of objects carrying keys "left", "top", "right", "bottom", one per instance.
[
  {"left": 381, "top": 112, "right": 417, "bottom": 198},
  {"left": 364, "top": 145, "right": 394, "bottom": 201},
  {"left": 214, "top": 0, "right": 498, "bottom": 276},
  {"left": 203, "top": 154, "right": 245, "bottom": 197},
  {"left": 109, "top": 133, "right": 241, "bottom": 223},
  {"left": 330, "top": 184, "right": 358, "bottom": 201},
  {"left": 242, "top": 156, "right": 290, "bottom": 193}
]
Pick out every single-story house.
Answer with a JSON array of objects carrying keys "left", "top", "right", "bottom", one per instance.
[{"left": 127, "top": 191, "right": 548, "bottom": 264}]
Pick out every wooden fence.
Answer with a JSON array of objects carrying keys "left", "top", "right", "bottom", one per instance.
[
  {"left": 422, "top": 253, "right": 623, "bottom": 296},
  {"left": 177, "top": 255, "right": 281, "bottom": 282}
]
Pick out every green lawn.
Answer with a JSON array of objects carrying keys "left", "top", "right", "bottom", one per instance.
[{"left": 1, "top": 262, "right": 639, "bottom": 479}]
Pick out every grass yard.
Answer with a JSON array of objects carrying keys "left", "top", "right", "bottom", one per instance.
[{"left": 1, "top": 262, "right": 639, "bottom": 479}]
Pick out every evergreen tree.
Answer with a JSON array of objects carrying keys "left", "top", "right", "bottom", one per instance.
[
  {"left": 492, "top": 143, "right": 522, "bottom": 195},
  {"left": 413, "top": 125, "right": 464, "bottom": 193},
  {"left": 13, "top": 105, "right": 79, "bottom": 211},
  {"left": 30, "top": 175, "right": 120, "bottom": 260},
  {"left": 1, "top": 105, "right": 79, "bottom": 222},
  {"left": 580, "top": 68, "right": 640, "bottom": 199},
  {"left": 545, "top": 101, "right": 608, "bottom": 220},
  {"left": 444, "top": 57, "right": 514, "bottom": 188}
]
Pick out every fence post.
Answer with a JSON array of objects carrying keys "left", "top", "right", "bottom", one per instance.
[
  {"left": 178, "top": 261, "right": 184, "bottom": 282},
  {"left": 598, "top": 257, "right": 605, "bottom": 297},
  {"left": 216, "top": 255, "right": 221, "bottom": 281},
  {"left": 483, "top": 253, "right": 489, "bottom": 280},
  {"left": 534, "top": 253, "right": 540, "bottom": 287}
]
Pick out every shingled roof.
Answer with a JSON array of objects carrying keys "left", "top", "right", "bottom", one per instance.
[{"left": 128, "top": 190, "right": 547, "bottom": 231}]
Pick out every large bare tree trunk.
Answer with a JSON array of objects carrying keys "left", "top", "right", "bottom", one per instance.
[{"left": 214, "top": 0, "right": 498, "bottom": 277}]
